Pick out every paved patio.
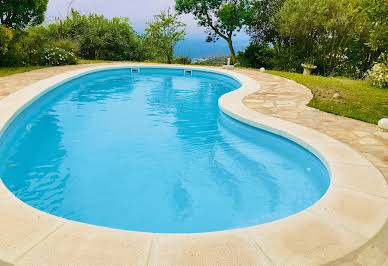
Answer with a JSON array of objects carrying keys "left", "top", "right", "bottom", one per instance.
[{"left": 0, "top": 63, "right": 387, "bottom": 265}]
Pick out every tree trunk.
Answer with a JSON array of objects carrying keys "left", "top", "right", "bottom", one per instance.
[
  {"left": 167, "top": 46, "right": 173, "bottom": 64},
  {"left": 227, "top": 38, "right": 236, "bottom": 64},
  {"left": 203, "top": 13, "right": 237, "bottom": 64}
]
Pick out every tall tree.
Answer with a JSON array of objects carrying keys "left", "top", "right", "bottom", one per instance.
[
  {"left": 247, "top": 0, "right": 284, "bottom": 44},
  {"left": 145, "top": 9, "right": 186, "bottom": 64},
  {"left": 0, "top": 0, "right": 48, "bottom": 29},
  {"left": 175, "top": 0, "right": 253, "bottom": 63}
]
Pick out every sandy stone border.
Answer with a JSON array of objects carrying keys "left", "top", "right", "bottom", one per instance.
[{"left": 0, "top": 64, "right": 387, "bottom": 265}]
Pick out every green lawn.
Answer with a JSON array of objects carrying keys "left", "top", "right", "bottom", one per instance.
[
  {"left": 267, "top": 71, "right": 387, "bottom": 124},
  {"left": 0, "top": 66, "right": 48, "bottom": 77}
]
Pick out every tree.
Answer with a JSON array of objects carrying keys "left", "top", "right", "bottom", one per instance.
[
  {"left": 0, "top": 25, "right": 13, "bottom": 55},
  {"left": 247, "top": 0, "right": 284, "bottom": 44},
  {"left": 0, "top": 0, "right": 48, "bottom": 29},
  {"left": 175, "top": 0, "right": 253, "bottom": 63},
  {"left": 245, "top": 0, "right": 386, "bottom": 77},
  {"left": 145, "top": 9, "right": 186, "bottom": 64},
  {"left": 359, "top": 0, "right": 388, "bottom": 51},
  {"left": 274, "top": 0, "right": 380, "bottom": 76}
]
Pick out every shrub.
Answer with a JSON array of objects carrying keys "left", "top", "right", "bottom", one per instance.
[
  {"left": 237, "top": 42, "right": 274, "bottom": 69},
  {"left": 51, "top": 39, "right": 79, "bottom": 55},
  {"left": 1, "top": 10, "right": 158, "bottom": 67},
  {"left": 1, "top": 30, "right": 33, "bottom": 66},
  {"left": 2, "top": 26, "right": 49, "bottom": 66},
  {"left": 368, "top": 63, "right": 388, "bottom": 88},
  {"left": 1, "top": 26, "right": 78, "bottom": 66},
  {"left": 48, "top": 10, "right": 149, "bottom": 61},
  {"left": 38, "top": 47, "right": 77, "bottom": 66}
]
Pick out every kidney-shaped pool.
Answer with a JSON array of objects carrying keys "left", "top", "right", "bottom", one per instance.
[{"left": 0, "top": 68, "right": 330, "bottom": 233}]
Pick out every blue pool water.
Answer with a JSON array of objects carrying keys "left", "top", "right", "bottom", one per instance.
[{"left": 0, "top": 68, "right": 330, "bottom": 233}]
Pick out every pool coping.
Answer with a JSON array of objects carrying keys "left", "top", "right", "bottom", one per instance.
[{"left": 0, "top": 64, "right": 387, "bottom": 265}]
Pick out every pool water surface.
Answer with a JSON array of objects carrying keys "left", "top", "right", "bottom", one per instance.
[{"left": 0, "top": 68, "right": 330, "bottom": 233}]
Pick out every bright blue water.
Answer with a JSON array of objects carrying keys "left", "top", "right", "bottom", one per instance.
[{"left": 0, "top": 68, "right": 330, "bottom": 233}]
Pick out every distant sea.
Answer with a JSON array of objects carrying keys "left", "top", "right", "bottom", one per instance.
[{"left": 174, "top": 35, "right": 250, "bottom": 60}]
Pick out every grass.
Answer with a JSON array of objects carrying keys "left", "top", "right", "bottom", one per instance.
[
  {"left": 0, "top": 59, "right": 121, "bottom": 78},
  {"left": 0, "top": 66, "right": 48, "bottom": 77},
  {"left": 267, "top": 70, "right": 387, "bottom": 124}
]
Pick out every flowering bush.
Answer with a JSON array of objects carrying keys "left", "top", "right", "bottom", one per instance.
[
  {"left": 38, "top": 47, "right": 77, "bottom": 66},
  {"left": 368, "top": 63, "right": 388, "bottom": 88}
]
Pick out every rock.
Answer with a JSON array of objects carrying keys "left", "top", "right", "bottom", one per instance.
[
  {"left": 378, "top": 118, "right": 388, "bottom": 131},
  {"left": 260, "top": 67, "right": 265, "bottom": 72},
  {"left": 333, "top": 93, "right": 340, "bottom": 99}
]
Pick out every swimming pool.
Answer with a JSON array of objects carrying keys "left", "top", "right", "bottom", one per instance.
[{"left": 0, "top": 67, "right": 330, "bottom": 233}]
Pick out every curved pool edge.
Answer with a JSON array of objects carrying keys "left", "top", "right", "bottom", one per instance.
[{"left": 0, "top": 64, "right": 387, "bottom": 265}]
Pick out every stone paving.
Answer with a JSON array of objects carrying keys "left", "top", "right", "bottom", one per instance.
[
  {"left": 0, "top": 64, "right": 387, "bottom": 265},
  {"left": 0, "top": 63, "right": 116, "bottom": 101}
]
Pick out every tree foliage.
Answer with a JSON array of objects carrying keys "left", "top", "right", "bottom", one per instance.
[
  {"left": 359, "top": 0, "right": 388, "bottom": 51},
  {"left": 0, "top": 25, "right": 13, "bottom": 55},
  {"left": 245, "top": 0, "right": 387, "bottom": 78},
  {"left": 0, "top": 0, "right": 48, "bottom": 29},
  {"left": 276, "top": 0, "right": 360, "bottom": 75},
  {"left": 145, "top": 9, "right": 186, "bottom": 64},
  {"left": 276, "top": 0, "right": 386, "bottom": 77},
  {"left": 175, "top": 0, "right": 253, "bottom": 62},
  {"left": 247, "top": 0, "right": 284, "bottom": 43}
]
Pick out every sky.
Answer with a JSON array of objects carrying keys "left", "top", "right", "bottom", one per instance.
[{"left": 45, "top": 0, "right": 250, "bottom": 58}]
